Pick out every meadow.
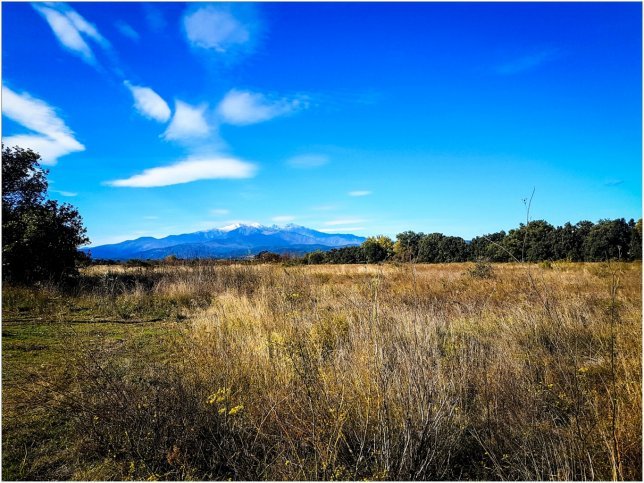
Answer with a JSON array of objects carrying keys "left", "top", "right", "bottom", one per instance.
[{"left": 2, "top": 261, "right": 641, "bottom": 480}]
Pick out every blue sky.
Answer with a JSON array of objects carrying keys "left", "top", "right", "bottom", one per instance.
[{"left": 2, "top": 2, "right": 641, "bottom": 246}]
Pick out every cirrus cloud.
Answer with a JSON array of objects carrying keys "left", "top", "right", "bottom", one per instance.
[
  {"left": 185, "top": 9, "right": 247, "bottom": 51},
  {"left": 115, "top": 21, "right": 139, "bottom": 41},
  {"left": 162, "top": 100, "right": 210, "bottom": 140},
  {"left": 217, "top": 89, "right": 306, "bottom": 125},
  {"left": 2, "top": 85, "right": 85, "bottom": 165},
  {"left": 32, "top": 2, "right": 110, "bottom": 66},
  {"left": 124, "top": 81, "right": 171, "bottom": 123},
  {"left": 107, "top": 156, "right": 257, "bottom": 188},
  {"left": 183, "top": 4, "right": 254, "bottom": 54}
]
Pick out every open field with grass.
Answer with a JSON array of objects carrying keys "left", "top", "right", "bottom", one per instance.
[{"left": 2, "top": 261, "right": 641, "bottom": 480}]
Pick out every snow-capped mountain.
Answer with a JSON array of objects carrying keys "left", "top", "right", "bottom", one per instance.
[{"left": 85, "top": 224, "right": 366, "bottom": 260}]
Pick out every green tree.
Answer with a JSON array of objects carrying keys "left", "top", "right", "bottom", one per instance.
[
  {"left": 325, "top": 246, "right": 365, "bottom": 264},
  {"left": 469, "top": 231, "right": 509, "bottom": 262},
  {"left": 361, "top": 235, "right": 394, "bottom": 263},
  {"left": 551, "top": 222, "right": 578, "bottom": 261},
  {"left": 504, "top": 220, "right": 555, "bottom": 262},
  {"left": 628, "top": 219, "right": 642, "bottom": 260},
  {"left": 2, "top": 145, "right": 89, "bottom": 283},
  {"left": 583, "top": 218, "right": 632, "bottom": 261},
  {"left": 437, "top": 236, "right": 469, "bottom": 262},
  {"left": 306, "top": 250, "right": 326, "bottom": 264},
  {"left": 417, "top": 233, "right": 444, "bottom": 263},
  {"left": 394, "top": 231, "right": 424, "bottom": 262},
  {"left": 551, "top": 221, "right": 597, "bottom": 261}
]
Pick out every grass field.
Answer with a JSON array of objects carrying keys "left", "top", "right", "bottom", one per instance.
[{"left": 2, "top": 261, "right": 641, "bottom": 480}]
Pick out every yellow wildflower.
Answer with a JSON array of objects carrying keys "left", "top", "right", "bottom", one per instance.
[
  {"left": 228, "top": 404, "right": 244, "bottom": 416},
  {"left": 207, "top": 387, "right": 230, "bottom": 405}
]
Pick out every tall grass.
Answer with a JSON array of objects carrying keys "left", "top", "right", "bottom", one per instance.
[{"left": 3, "top": 261, "right": 641, "bottom": 480}]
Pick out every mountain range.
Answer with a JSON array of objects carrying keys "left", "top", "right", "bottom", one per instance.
[{"left": 85, "top": 224, "right": 366, "bottom": 260}]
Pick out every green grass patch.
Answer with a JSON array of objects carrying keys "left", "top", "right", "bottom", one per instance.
[{"left": 2, "top": 316, "right": 182, "bottom": 480}]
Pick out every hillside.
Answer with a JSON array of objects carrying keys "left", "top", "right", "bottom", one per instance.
[{"left": 85, "top": 224, "right": 366, "bottom": 260}]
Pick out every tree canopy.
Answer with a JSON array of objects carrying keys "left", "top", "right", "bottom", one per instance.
[
  {"left": 303, "top": 218, "right": 641, "bottom": 265},
  {"left": 2, "top": 145, "right": 89, "bottom": 284}
]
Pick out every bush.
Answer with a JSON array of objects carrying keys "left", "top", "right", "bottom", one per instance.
[{"left": 468, "top": 259, "right": 494, "bottom": 279}]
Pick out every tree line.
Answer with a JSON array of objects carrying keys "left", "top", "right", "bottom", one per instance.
[
  {"left": 301, "top": 218, "right": 642, "bottom": 265},
  {"left": 2, "top": 145, "right": 641, "bottom": 285}
]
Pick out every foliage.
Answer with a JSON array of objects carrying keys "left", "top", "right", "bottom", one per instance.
[
  {"left": 468, "top": 259, "right": 494, "bottom": 278},
  {"left": 255, "top": 250, "right": 283, "bottom": 263},
  {"left": 323, "top": 245, "right": 366, "bottom": 264},
  {"left": 361, "top": 235, "right": 394, "bottom": 263},
  {"left": 2, "top": 145, "right": 89, "bottom": 283},
  {"left": 417, "top": 232, "right": 445, "bottom": 262},
  {"left": 303, "top": 218, "right": 642, "bottom": 266},
  {"left": 469, "top": 231, "right": 509, "bottom": 262},
  {"left": 503, "top": 220, "right": 556, "bottom": 262},
  {"left": 550, "top": 221, "right": 592, "bottom": 261},
  {"left": 629, "top": 218, "right": 642, "bottom": 260},
  {"left": 583, "top": 218, "right": 633, "bottom": 261},
  {"left": 394, "top": 230, "right": 424, "bottom": 261},
  {"left": 305, "top": 250, "right": 326, "bottom": 264}
]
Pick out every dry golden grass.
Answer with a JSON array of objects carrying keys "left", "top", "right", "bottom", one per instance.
[{"left": 2, "top": 261, "right": 641, "bottom": 480}]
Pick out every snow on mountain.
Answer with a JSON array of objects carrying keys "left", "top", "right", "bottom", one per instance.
[
  {"left": 219, "top": 222, "right": 263, "bottom": 232},
  {"left": 85, "top": 224, "right": 366, "bottom": 260}
]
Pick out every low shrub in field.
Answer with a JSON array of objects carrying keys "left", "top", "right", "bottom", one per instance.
[{"left": 467, "top": 260, "right": 494, "bottom": 279}]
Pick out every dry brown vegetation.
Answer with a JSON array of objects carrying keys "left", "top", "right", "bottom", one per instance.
[{"left": 2, "top": 261, "right": 641, "bottom": 480}]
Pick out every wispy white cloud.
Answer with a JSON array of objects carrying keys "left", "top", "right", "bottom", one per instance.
[
  {"left": 211, "top": 208, "right": 230, "bottom": 216},
  {"left": 107, "top": 156, "right": 257, "bottom": 188},
  {"left": 124, "top": 81, "right": 171, "bottom": 123},
  {"left": 2, "top": 85, "right": 85, "bottom": 165},
  {"left": 183, "top": 4, "right": 251, "bottom": 53},
  {"left": 64, "top": 6, "right": 109, "bottom": 48},
  {"left": 349, "top": 190, "right": 372, "bottom": 197},
  {"left": 143, "top": 215, "right": 159, "bottom": 220},
  {"left": 497, "top": 48, "right": 560, "bottom": 75},
  {"left": 162, "top": 100, "right": 210, "bottom": 141},
  {"left": 286, "top": 154, "right": 329, "bottom": 169},
  {"left": 32, "top": 3, "right": 110, "bottom": 66},
  {"left": 272, "top": 215, "right": 296, "bottom": 223},
  {"left": 217, "top": 89, "right": 306, "bottom": 125},
  {"left": 324, "top": 219, "right": 366, "bottom": 226},
  {"left": 50, "top": 189, "right": 78, "bottom": 197},
  {"left": 115, "top": 20, "right": 139, "bottom": 41}
]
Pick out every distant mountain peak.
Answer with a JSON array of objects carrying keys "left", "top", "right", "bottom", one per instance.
[
  {"left": 219, "top": 222, "right": 263, "bottom": 232},
  {"left": 86, "top": 224, "right": 366, "bottom": 260}
]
